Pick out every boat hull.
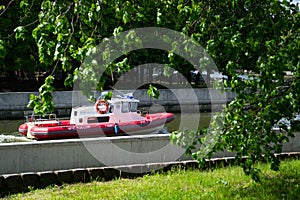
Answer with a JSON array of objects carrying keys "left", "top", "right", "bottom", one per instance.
[{"left": 19, "top": 113, "right": 174, "bottom": 140}]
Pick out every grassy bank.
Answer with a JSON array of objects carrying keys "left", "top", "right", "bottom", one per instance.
[{"left": 5, "top": 159, "right": 300, "bottom": 200}]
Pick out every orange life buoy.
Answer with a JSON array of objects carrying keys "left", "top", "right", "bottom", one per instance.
[{"left": 95, "top": 100, "right": 109, "bottom": 114}]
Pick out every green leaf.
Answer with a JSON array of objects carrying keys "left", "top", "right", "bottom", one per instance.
[
  {"left": 147, "top": 84, "right": 160, "bottom": 99},
  {"left": 14, "top": 26, "right": 26, "bottom": 40},
  {"left": 104, "top": 92, "right": 112, "bottom": 101}
]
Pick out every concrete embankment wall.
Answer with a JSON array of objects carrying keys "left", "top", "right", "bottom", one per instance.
[
  {"left": 1, "top": 133, "right": 299, "bottom": 175},
  {"left": 0, "top": 89, "right": 236, "bottom": 119},
  {"left": 0, "top": 134, "right": 186, "bottom": 175}
]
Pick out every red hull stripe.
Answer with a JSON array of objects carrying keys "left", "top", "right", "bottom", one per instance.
[
  {"left": 19, "top": 115, "right": 174, "bottom": 139},
  {"left": 31, "top": 127, "right": 115, "bottom": 136}
]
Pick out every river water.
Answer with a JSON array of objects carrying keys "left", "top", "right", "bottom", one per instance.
[
  {"left": 0, "top": 113, "right": 214, "bottom": 143},
  {"left": 0, "top": 119, "right": 32, "bottom": 143}
]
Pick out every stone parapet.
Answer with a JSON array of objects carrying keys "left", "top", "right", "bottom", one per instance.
[{"left": 0, "top": 89, "right": 235, "bottom": 119}]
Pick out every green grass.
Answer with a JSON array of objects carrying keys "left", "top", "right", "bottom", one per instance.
[{"left": 5, "top": 159, "right": 300, "bottom": 200}]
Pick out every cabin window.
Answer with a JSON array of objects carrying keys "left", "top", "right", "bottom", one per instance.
[
  {"left": 131, "top": 102, "right": 138, "bottom": 112},
  {"left": 87, "top": 116, "right": 110, "bottom": 123},
  {"left": 74, "top": 111, "right": 77, "bottom": 116},
  {"left": 109, "top": 105, "right": 114, "bottom": 113},
  {"left": 122, "top": 102, "right": 130, "bottom": 113}
]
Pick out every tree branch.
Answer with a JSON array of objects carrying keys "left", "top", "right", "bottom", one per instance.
[{"left": 0, "top": 0, "right": 14, "bottom": 16}]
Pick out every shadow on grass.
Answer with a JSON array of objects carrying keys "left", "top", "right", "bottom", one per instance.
[{"left": 232, "top": 161, "right": 300, "bottom": 199}]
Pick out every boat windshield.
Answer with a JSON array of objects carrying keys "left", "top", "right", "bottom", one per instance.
[
  {"left": 122, "top": 102, "right": 130, "bottom": 113},
  {"left": 131, "top": 102, "right": 138, "bottom": 112},
  {"left": 122, "top": 102, "right": 138, "bottom": 113}
]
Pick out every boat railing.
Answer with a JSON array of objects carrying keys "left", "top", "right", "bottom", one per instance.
[{"left": 24, "top": 112, "right": 61, "bottom": 123}]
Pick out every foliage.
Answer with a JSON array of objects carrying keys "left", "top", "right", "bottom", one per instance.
[
  {"left": 103, "top": 91, "right": 113, "bottom": 101},
  {"left": 171, "top": 0, "right": 300, "bottom": 181},
  {"left": 27, "top": 75, "right": 55, "bottom": 115},
  {"left": 0, "top": 0, "right": 47, "bottom": 75},
  {"left": 147, "top": 84, "right": 160, "bottom": 99}
]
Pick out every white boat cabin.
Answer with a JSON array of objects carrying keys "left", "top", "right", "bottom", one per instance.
[{"left": 70, "top": 97, "right": 147, "bottom": 125}]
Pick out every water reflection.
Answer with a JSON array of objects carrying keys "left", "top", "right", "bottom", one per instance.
[
  {"left": 167, "top": 113, "right": 212, "bottom": 132},
  {"left": 0, "top": 119, "right": 33, "bottom": 143},
  {"left": 0, "top": 119, "right": 24, "bottom": 135}
]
